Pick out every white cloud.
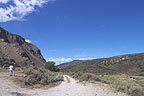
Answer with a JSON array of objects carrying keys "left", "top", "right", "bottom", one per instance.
[
  {"left": 78, "top": 58, "right": 94, "bottom": 60},
  {"left": 0, "top": 0, "right": 53, "bottom": 22},
  {"left": 47, "top": 58, "right": 73, "bottom": 65},
  {"left": 47, "top": 57, "right": 95, "bottom": 65},
  {"left": 25, "top": 39, "right": 32, "bottom": 43}
]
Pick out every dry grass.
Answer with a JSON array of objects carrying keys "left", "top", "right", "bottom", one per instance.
[
  {"left": 68, "top": 72, "right": 144, "bottom": 96},
  {"left": 95, "top": 74, "right": 144, "bottom": 96}
]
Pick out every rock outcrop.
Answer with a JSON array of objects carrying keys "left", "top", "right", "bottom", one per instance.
[{"left": 0, "top": 27, "right": 46, "bottom": 67}]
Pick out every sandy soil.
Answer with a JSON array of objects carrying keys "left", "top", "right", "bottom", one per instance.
[{"left": 0, "top": 71, "right": 129, "bottom": 96}]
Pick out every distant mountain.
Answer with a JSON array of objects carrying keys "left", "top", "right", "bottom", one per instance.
[
  {"left": 0, "top": 27, "right": 46, "bottom": 67},
  {"left": 59, "top": 53, "right": 144, "bottom": 73}
]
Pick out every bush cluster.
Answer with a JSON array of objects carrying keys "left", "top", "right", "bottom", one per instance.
[
  {"left": 23, "top": 67, "right": 63, "bottom": 86},
  {"left": 74, "top": 65, "right": 87, "bottom": 73},
  {"left": 111, "top": 79, "right": 144, "bottom": 96},
  {"left": 69, "top": 72, "right": 104, "bottom": 83},
  {"left": 44, "top": 61, "right": 60, "bottom": 72},
  {"left": 68, "top": 71, "right": 144, "bottom": 96}
]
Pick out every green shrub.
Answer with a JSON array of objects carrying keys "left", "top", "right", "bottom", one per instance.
[
  {"left": 23, "top": 68, "right": 63, "bottom": 86},
  {"left": 74, "top": 65, "right": 87, "bottom": 73},
  {"left": 44, "top": 61, "right": 60, "bottom": 72}
]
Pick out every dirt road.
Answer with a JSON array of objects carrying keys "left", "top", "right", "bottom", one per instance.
[{"left": 0, "top": 72, "right": 129, "bottom": 96}]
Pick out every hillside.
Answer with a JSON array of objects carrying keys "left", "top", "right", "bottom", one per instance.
[
  {"left": 0, "top": 27, "right": 46, "bottom": 67},
  {"left": 59, "top": 53, "right": 144, "bottom": 74}
]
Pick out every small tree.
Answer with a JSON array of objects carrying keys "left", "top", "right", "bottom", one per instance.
[
  {"left": 74, "top": 65, "right": 87, "bottom": 73},
  {"left": 44, "top": 61, "right": 60, "bottom": 72}
]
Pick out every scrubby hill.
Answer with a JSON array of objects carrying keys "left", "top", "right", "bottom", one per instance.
[
  {"left": 0, "top": 27, "right": 46, "bottom": 67},
  {"left": 59, "top": 53, "right": 144, "bottom": 74},
  {"left": 59, "top": 53, "right": 144, "bottom": 96}
]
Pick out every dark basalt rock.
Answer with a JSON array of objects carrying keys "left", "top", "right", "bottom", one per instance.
[{"left": 0, "top": 27, "right": 46, "bottom": 67}]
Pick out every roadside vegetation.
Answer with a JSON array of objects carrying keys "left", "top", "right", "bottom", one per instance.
[
  {"left": 66, "top": 65, "right": 144, "bottom": 96},
  {"left": 59, "top": 53, "right": 144, "bottom": 96},
  {"left": 11, "top": 61, "right": 63, "bottom": 88}
]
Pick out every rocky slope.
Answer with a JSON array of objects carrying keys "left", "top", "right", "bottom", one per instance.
[
  {"left": 0, "top": 27, "right": 46, "bottom": 67},
  {"left": 59, "top": 53, "right": 144, "bottom": 74}
]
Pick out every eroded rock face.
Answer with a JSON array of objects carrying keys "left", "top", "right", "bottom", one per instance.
[{"left": 0, "top": 27, "right": 46, "bottom": 67}]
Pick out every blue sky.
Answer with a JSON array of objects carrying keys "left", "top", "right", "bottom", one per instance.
[{"left": 0, "top": 0, "right": 144, "bottom": 64}]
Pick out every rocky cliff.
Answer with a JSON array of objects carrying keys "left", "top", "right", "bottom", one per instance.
[{"left": 0, "top": 27, "right": 46, "bottom": 67}]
